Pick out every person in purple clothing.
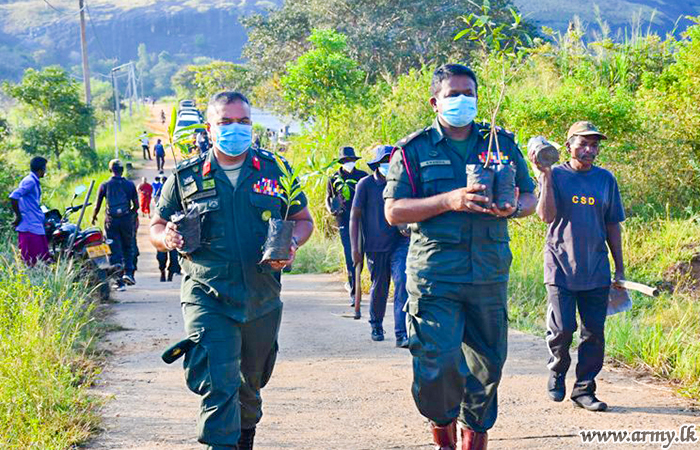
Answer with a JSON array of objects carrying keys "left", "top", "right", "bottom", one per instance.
[
  {"left": 9, "top": 156, "right": 49, "bottom": 266},
  {"left": 350, "top": 145, "right": 410, "bottom": 347}
]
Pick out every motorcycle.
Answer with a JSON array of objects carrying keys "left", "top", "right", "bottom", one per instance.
[{"left": 43, "top": 184, "right": 120, "bottom": 301}]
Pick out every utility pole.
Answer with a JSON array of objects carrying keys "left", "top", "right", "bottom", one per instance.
[
  {"left": 111, "top": 69, "right": 120, "bottom": 158},
  {"left": 78, "top": 0, "right": 95, "bottom": 151},
  {"left": 131, "top": 63, "right": 139, "bottom": 106},
  {"left": 126, "top": 68, "right": 133, "bottom": 117}
]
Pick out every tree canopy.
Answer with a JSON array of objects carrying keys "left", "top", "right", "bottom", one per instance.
[
  {"left": 242, "top": 0, "right": 529, "bottom": 81},
  {"left": 2, "top": 66, "right": 95, "bottom": 171}
]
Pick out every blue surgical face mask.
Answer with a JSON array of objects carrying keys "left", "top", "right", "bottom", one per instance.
[
  {"left": 214, "top": 123, "right": 252, "bottom": 157},
  {"left": 378, "top": 163, "right": 390, "bottom": 177},
  {"left": 438, "top": 94, "right": 477, "bottom": 128}
]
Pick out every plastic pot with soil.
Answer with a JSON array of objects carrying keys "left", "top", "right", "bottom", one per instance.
[{"left": 261, "top": 218, "right": 295, "bottom": 262}]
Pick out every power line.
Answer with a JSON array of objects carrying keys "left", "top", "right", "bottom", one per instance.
[
  {"left": 84, "top": 0, "right": 110, "bottom": 61},
  {"left": 41, "top": 0, "right": 85, "bottom": 16}
]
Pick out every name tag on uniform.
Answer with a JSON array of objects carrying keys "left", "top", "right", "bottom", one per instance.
[
  {"left": 188, "top": 190, "right": 217, "bottom": 201},
  {"left": 420, "top": 160, "right": 451, "bottom": 168},
  {"left": 182, "top": 175, "right": 195, "bottom": 185}
]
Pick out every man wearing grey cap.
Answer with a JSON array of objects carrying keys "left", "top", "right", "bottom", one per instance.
[
  {"left": 92, "top": 159, "right": 139, "bottom": 290},
  {"left": 531, "top": 121, "right": 626, "bottom": 412}
]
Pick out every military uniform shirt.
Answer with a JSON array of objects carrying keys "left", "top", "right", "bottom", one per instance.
[
  {"left": 384, "top": 119, "right": 535, "bottom": 285},
  {"left": 156, "top": 148, "right": 307, "bottom": 323}
]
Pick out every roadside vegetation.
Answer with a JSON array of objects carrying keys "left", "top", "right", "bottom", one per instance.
[
  {"left": 0, "top": 64, "right": 148, "bottom": 447},
  {"left": 0, "top": 1, "right": 699, "bottom": 446}
]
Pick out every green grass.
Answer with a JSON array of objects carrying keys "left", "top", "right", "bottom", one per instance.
[{"left": 0, "top": 243, "right": 102, "bottom": 448}]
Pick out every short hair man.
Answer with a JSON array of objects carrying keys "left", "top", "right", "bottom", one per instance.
[
  {"left": 325, "top": 146, "right": 368, "bottom": 303},
  {"left": 141, "top": 131, "right": 151, "bottom": 160},
  {"left": 91, "top": 159, "right": 139, "bottom": 290},
  {"left": 384, "top": 64, "right": 537, "bottom": 449},
  {"left": 154, "top": 139, "right": 166, "bottom": 172},
  {"left": 150, "top": 91, "right": 314, "bottom": 449},
  {"left": 532, "top": 121, "right": 626, "bottom": 412},
  {"left": 350, "top": 145, "right": 409, "bottom": 347},
  {"left": 9, "top": 156, "right": 49, "bottom": 265}
]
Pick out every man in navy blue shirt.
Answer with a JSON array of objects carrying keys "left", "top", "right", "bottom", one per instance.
[
  {"left": 350, "top": 145, "right": 410, "bottom": 347},
  {"left": 533, "top": 121, "right": 626, "bottom": 412}
]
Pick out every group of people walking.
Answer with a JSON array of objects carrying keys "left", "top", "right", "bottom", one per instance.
[
  {"left": 326, "top": 145, "right": 410, "bottom": 347},
  {"left": 8, "top": 63, "right": 627, "bottom": 450}
]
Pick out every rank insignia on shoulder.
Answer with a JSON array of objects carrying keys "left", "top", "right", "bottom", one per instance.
[{"left": 253, "top": 177, "right": 284, "bottom": 198}]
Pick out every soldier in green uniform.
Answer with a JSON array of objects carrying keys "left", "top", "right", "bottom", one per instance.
[
  {"left": 383, "top": 64, "right": 537, "bottom": 450},
  {"left": 150, "top": 91, "right": 314, "bottom": 450}
]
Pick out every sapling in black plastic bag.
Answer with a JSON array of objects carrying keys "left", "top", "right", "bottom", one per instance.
[{"left": 260, "top": 154, "right": 303, "bottom": 263}]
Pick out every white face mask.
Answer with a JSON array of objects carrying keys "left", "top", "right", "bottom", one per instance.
[
  {"left": 342, "top": 161, "right": 356, "bottom": 172},
  {"left": 378, "top": 163, "right": 390, "bottom": 177}
]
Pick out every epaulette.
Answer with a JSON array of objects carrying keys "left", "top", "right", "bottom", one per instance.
[
  {"left": 256, "top": 148, "right": 277, "bottom": 161},
  {"left": 395, "top": 126, "right": 430, "bottom": 148},
  {"left": 175, "top": 153, "right": 204, "bottom": 172}
]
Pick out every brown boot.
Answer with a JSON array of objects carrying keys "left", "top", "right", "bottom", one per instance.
[
  {"left": 431, "top": 421, "right": 457, "bottom": 450},
  {"left": 460, "top": 425, "right": 488, "bottom": 450}
]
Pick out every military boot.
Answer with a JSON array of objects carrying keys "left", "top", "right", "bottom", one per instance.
[
  {"left": 459, "top": 425, "right": 488, "bottom": 450},
  {"left": 430, "top": 421, "right": 457, "bottom": 450},
  {"left": 238, "top": 427, "right": 255, "bottom": 450}
]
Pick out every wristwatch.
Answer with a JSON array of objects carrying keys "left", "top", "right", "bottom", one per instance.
[{"left": 506, "top": 202, "right": 522, "bottom": 219}]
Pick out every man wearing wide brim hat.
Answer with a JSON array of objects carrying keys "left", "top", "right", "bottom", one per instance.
[
  {"left": 531, "top": 120, "right": 626, "bottom": 412},
  {"left": 350, "top": 145, "right": 410, "bottom": 347},
  {"left": 325, "top": 146, "right": 368, "bottom": 303}
]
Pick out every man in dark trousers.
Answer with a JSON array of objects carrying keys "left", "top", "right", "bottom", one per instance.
[
  {"left": 325, "top": 146, "right": 367, "bottom": 303},
  {"left": 154, "top": 138, "right": 166, "bottom": 171},
  {"left": 91, "top": 159, "right": 139, "bottom": 291},
  {"left": 150, "top": 91, "right": 314, "bottom": 450},
  {"left": 350, "top": 145, "right": 409, "bottom": 347},
  {"left": 384, "top": 64, "right": 537, "bottom": 449},
  {"left": 532, "top": 121, "right": 626, "bottom": 412},
  {"left": 141, "top": 131, "right": 151, "bottom": 160}
]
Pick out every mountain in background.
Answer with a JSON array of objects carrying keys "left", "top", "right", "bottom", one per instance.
[{"left": 0, "top": 0, "right": 698, "bottom": 83}]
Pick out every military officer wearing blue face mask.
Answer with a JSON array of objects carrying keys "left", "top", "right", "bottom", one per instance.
[
  {"left": 150, "top": 91, "right": 314, "bottom": 450},
  {"left": 384, "top": 64, "right": 537, "bottom": 450}
]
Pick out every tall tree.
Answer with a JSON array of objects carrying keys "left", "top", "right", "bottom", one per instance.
[
  {"left": 2, "top": 66, "right": 94, "bottom": 171},
  {"left": 281, "top": 29, "right": 366, "bottom": 133}
]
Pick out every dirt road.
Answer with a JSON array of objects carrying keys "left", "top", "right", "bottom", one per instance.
[{"left": 87, "top": 108, "right": 699, "bottom": 450}]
